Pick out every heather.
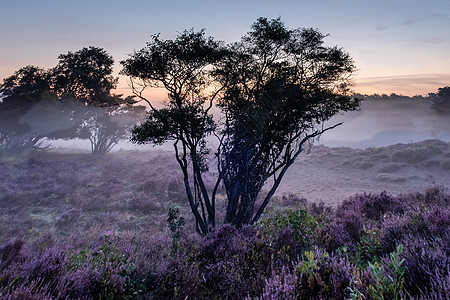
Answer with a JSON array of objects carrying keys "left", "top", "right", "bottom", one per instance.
[{"left": 0, "top": 149, "right": 449, "bottom": 298}]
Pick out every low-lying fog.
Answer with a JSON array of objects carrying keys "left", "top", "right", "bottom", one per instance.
[
  {"left": 47, "top": 97, "right": 450, "bottom": 152},
  {"left": 321, "top": 98, "right": 450, "bottom": 148}
]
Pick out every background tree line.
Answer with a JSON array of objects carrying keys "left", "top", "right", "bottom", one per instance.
[{"left": 0, "top": 47, "right": 145, "bottom": 155}]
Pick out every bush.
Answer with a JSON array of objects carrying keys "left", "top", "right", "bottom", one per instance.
[
  {"left": 156, "top": 224, "right": 272, "bottom": 300},
  {"left": 259, "top": 209, "right": 320, "bottom": 258}
]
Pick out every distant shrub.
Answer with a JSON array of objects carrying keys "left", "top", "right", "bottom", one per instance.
[{"left": 392, "top": 144, "right": 442, "bottom": 163}]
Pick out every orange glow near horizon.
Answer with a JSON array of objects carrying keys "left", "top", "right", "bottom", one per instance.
[
  {"left": 113, "top": 72, "right": 450, "bottom": 102},
  {"left": 354, "top": 73, "right": 450, "bottom": 96}
]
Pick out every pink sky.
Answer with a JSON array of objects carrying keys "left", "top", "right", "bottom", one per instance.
[{"left": 1, "top": 1, "right": 449, "bottom": 98}]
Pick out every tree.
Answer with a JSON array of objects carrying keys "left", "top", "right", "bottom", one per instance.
[
  {"left": 50, "top": 46, "right": 146, "bottom": 154},
  {"left": 51, "top": 46, "right": 118, "bottom": 106},
  {"left": 430, "top": 86, "right": 450, "bottom": 114},
  {"left": 429, "top": 86, "right": 450, "bottom": 139},
  {"left": 0, "top": 66, "right": 53, "bottom": 154},
  {"left": 215, "top": 18, "right": 360, "bottom": 226},
  {"left": 122, "top": 29, "right": 227, "bottom": 233},
  {"left": 0, "top": 47, "right": 143, "bottom": 155},
  {"left": 123, "top": 17, "right": 360, "bottom": 235},
  {"left": 0, "top": 65, "right": 51, "bottom": 100},
  {"left": 76, "top": 101, "right": 146, "bottom": 155}
]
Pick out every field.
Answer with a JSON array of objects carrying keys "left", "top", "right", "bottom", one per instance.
[{"left": 0, "top": 140, "right": 449, "bottom": 299}]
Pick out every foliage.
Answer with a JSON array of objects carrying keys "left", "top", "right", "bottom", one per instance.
[
  {"left": 366, "top": 245, "right": 406, "bottom": 300},
  {"left": 258, "top": 209, "right": 322, "bottom": 265},
  {"left": 122, "top": 17, "right": 360, "bottom": 234},
  {"left": 0, "top": 47, "right": 144, "bottom": 155},
  {"left": 155, "top": 224, "right": 272, "bottom": 299},
  {"left": 0, "top": 66, "right": 51, "bottom": 100},
  {"left": 51, "top": 46, "right": 118, "bottom": 106},
  {"left": 429, "top": 86, "right": 450, "bottom": 114},
  {"left": 355, "top": 228, "right": 382, "bottom": 269},
  {"left": 0, "top": 236, "right": 149, "bottom": 299},
  {"left": 167, "top": 207, "right": 185, "bottom": 256}
]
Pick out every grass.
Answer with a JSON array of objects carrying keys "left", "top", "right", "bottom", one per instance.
[{"left": 0, "top": 145, "right": 449, "bottom": 299}]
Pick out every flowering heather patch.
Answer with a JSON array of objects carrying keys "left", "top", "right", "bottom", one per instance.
[{"left": 0, "top": 150, "right": 449, "bottom": 299}]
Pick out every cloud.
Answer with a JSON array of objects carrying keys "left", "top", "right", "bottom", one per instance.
[
  {"left": 355, "top": 73, "right": 450, "bottom": 96},
  {"left": 376, "top": 24, "right": 388, "bottom": 31},
  {"left": 414, "top": 36, "right": 445, "bottom": 44},
  {"left": 402, "top": 17, "right": 420, "bottom": 26},
  {"left": 375, "top": 11, "right": 449, "bottom": 32}
]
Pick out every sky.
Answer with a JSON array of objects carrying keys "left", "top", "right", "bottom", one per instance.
[{"left": 1, "top": 0, "right": 450, "bottom": 98}]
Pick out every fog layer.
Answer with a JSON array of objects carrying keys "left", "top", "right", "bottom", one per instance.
[{"left": 321, "top": 97, "right": 450, "bottom": 148}]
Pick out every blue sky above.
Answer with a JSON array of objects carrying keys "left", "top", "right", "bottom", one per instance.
[{"left": 1, "top": 0, "right": 449, "bottom": 96}]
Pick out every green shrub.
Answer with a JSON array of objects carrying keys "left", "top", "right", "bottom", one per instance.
[
  {"left": 367, "top": 245, "right": 406, "bottom": 300},
  {"left": 355, "top": 228, "right": 382, "bottom": 268},
  {"left": 260, "top": 209, "right": 319, "bottom": 247}
]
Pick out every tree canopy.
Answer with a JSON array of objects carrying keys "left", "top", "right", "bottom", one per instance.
[
  {"left": 122, "top": 17, "right": 361, "bottom": 234},
  {"left": 0, "top": 65, "right": 51, "bottom": 103},
  {"left": 0, "top": 46, "right": 143, "bottom": 155},
  {"left": 430, "top": 86, "right": 450, "bottom": 114},
  {"left": 51, "top": 46, "right": 119, "bottom": 106},
  {"left": 215, "top": 18, "right": 359, "bottom": 226}
]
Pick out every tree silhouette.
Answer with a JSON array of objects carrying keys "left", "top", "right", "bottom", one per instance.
[
  {"left": 122, "top": 29, "right": 227, "bottom": 233},
  {"left": 122, "top": 18, "right": 360, "bottom": 234},
  {"left": 216, "top": 18, "right": 360, "bottom": 226},
  {"left": 0, "top": 66, "right": 53, "bottom": 154},
  {"left": 76, "top": 102, "right": 146, "bottom": 155},
  {"left": 429, "top": 86, "right": 450, "bottom": 139},
  {"left": 51, "top": 46, "right": 118, "bottom": 106},
  {"left": 430, "top": 86, "right": 450, "bottom": 114},
  {"left": 0, "top": 65, "right": 51, "bottom": 100},
  {"left": 1, "top": 47, "right": 143, "bottom": 155}
]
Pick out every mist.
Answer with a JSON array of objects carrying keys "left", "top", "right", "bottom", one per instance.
[
  {"left": 9, "top": 94, "right": 449, "bottom": 153},
  {"left": 321, "top": 95, "right": 450, "bottom": 148}
]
